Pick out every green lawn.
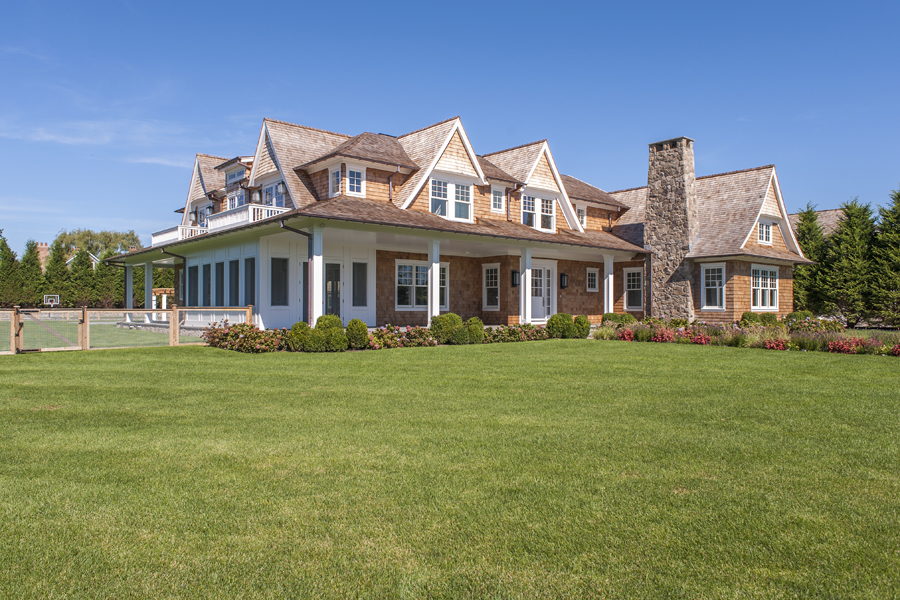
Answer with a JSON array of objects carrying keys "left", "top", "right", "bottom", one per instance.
[{"left": 1, "top": 342, "right": 898, "bottom": 598}]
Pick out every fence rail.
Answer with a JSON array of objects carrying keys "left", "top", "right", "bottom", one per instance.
[{"left": 2, "top": 306, "right": 252, "bottom": 354}]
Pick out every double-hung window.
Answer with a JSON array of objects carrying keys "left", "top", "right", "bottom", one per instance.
[
  {"left": 431, "top": 179, "right": 448, "bottom": 216},
  {"left": 758, "top": 222, "right": 772, "bottom": 244},
  {"left": 623, "top": 268, "right": 643, "bottom": 311},
  {"left": 576, "top": 205, "right": 586, "bottom": 228},
  {"left": 702, "top": 264, "right": 725, "bottom": 310},
  {"left": 483, "top": 264, "right": 500, "bottom": 310},
  {"left": 540, "top": 198, "right": 554, "bottom": 230},
  {"left": 430, "top": 178, "right": 473, "bottom": 222},
  {"left": 227, "top": 190, "right": 245, "bottom": 210},
  {"left": 751, "top": 265, "right": 778, "bottom": 310},
  {"left": 263, "top": 183, "right": 286, "bottom": 208},
  {"left": 454, "top": 184, "right": 471, "bottom": 220},
  {"left": 347, "top": 167, "right": 364, "bottom": 196},
  {"left": 491, "top": 188, "right": 504, "bottom": 213},
  {"left": 522, "top": 195, "right": 536, "bottom": 227},
  {"left": 330, "top": 169, "right": 341, "bottom": 197},
  {"left": 522, "top": 195, "right": 556, "bottom": 231},
  {"left": 396, "top": 261, "right": 448, "bottom": 310},
  {"left": 586, "top": 268, "right": 599, "bottom": 292}
]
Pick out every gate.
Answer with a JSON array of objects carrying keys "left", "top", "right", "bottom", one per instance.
[{"left": 15, "top": 308, "right": 83, "bottom": 353}]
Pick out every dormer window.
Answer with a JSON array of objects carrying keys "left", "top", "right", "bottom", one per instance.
[
  {"left": 226, "top": 169, "right": 245, "bottom": 185},
  {"left": 522, "top": 195, "right": 535, "bottom": 227},
  {"left": 346, "top": 166, "right": 365, "bottom": 197},
  {"left": 575, "top": 205, "right": 586, "bottom": 228},
  {"left": 430, "top": 177, "right": 475, "bottom": 223},
  {"left": 491, "top": 187, "right": 505, "bottom": 213},
  {"left": 263, "top": 182, "right": 286, "bottom": 208},
  {"left": 227, "top": 190, "right": 246, "bottom": 210},
  {"left": 431, "top": 179, "right": 448, "bottom": 216},
  {"left": 758, "top": 222, "right": 772, "bottom": 244},
  {"left": 330, "top": 169, "right": 341, "bottom": 197},
  {"left": 454, "top": 184, "right": 471, "bottom": 220},
  {"left": 540, "top": 198, "right": 554, "bottom": 230}
]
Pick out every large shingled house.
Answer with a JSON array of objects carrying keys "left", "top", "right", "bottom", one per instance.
[{"left": 111, "top": 118, "right": 809, "bottom": 328}]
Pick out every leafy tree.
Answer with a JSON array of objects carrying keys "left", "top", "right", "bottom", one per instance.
[
  {"left": 871, "top": 186, "right": 900, "bottom": 325},
  {"left": 822, "top": 198, "right": 875, "bottom": 327},
  {"left": 0, "top": 230, "right": 22, "bottom": 308},
  {"left": 792, "top": 203, "right": 828, "bottom": 313},
  {"left": 69, "top": 249, "right": 96, "bottom": 307},
  {"left": 43, "top": 240, "right": 70, "bottom": 307},
  {"left": 93, "top": 251, "right": 123, "bottom": 308},
  {"left": 54, "top": 229, "right": 142, "bottom": 259},
  {"left": 19, "top": 240, "right": 46, "bottom": 308}
]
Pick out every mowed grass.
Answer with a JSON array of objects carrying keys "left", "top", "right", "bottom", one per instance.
[{"left": 0, "top": 342, "right": 898, "bottom": 599}]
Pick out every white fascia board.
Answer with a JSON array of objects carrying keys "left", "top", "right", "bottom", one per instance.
[
  {"left": 738, "top": 168, "right": 775, "bottom": 250},
  {"left": 247, "top": 122, "right": 270, "bottom": 186},
  {"left": 181, "top": 158, "right": 201, "bottom": 227},
  {"left": 770, "top": 170, "right": 803, "bottom": 256},
  {"left": 401, "top": 119, "right": 485, "bottom": 210},
  {"left": 540, "top": 143, "right": 582, "bottom": 233}
]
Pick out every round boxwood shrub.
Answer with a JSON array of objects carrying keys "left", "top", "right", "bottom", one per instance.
[
  {"left": 300, "top": 327, "right": 348, "bottom": 352},
  {"left": 573, "top": 315, "right": 591, "bottom": 339},
  {"left": 288, "top": 321, "right": 311, "bottom": 351},
  {"left": 430, "top": 313, "right": 463, "bottom": 344},
  {"left": 315, "top": 314, "right": 344, "bottom": 331},
  {"left": 345, "top": 318, "right": 368, "bottom": 350},
  {"left": 785, "top": 310, "right": 814, "bottom": 322},
  {"left": 740, "top": 312, "right": 762, "bottom": 327},
  {"left": 546, "top": 312, "right": 575, "bottom": 339},
  {"left": 466, "top": 317, "right": 485, "bottom": 344},
  {"left": 759, "top": 312, "right": 779, "bottom": 326},
  {"left": 447, "top": 323, "right": 471, "bottom": 345}
]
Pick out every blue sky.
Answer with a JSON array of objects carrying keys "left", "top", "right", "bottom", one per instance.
[{"left": 1, "top": 0, "right": 897, "bottom": 253}]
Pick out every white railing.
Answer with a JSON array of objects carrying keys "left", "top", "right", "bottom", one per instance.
[
  {"left": 151, "top": 226, "right": 179, "bottom": 246},
  {"left": 178, "top": 225, "right": 208, "bottom": 240},
  {"left": 207, "top": 204, "right": 290, "bottom": 232}
]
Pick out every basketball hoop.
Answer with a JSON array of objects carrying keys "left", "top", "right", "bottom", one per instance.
[{"left": 43, "top": 295, "right": 60, "bottom": 308}]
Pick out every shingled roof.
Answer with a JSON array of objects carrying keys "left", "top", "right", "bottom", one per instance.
[
  {"left": 560, "top": 174, "right": 629, "bottom": 209},
  {"left": 477, "top": 155, "right": 522, "bottom": 185},
  {"left": 392, "top": 117, "right": 460, "bottom": 208},
  {"left": 483, "top": 140, "right": 545, "bottom": 184},
  {"left": 196, "top": 154, "right": 228, "bottom": 197},
  {"left": 298, "top": 131, "right": 418, "bottom": 171},
  {"left": 788, "top": 208, "right": 844, "bottom": 237}
]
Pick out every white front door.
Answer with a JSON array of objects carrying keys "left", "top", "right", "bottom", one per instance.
[{"left": 531, "top": 267, "right": 551, "bottom": 320}]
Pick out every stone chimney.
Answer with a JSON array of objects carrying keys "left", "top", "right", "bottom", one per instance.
[
  {"left": 645, "top": 137, "right": 698, "bottom": 320},
  {"left": 37, "top": 242, "right": 50, "bottom": 272}
]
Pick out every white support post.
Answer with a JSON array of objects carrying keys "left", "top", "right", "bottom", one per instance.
[
  {"left": 310, "top": 226, "right": 324, "bottom": 325},
  {"left": 520, "top": 248, "right": 532, "bottom": 324},
  {"left": 603, "top": 254, "right": 614, "bottom": 315},
  {"left": 427, "top": 239, "right": 441, "bottom": 326},
  {"left": 124, "top": 266, "right": 134, "bottom": 310},
  {"left": 144, "top": 263, "right": 154, "bottom": 322}
]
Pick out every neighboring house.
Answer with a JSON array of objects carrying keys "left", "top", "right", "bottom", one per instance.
[
  {"left": 788, "top": 208, "right": 844, "bottom": 238},
  {"left": 112, "top": 119, "right": 809, "bottom": 329},
  {"left": 66, "top": 250, "right": 101, "bottom": 270}
]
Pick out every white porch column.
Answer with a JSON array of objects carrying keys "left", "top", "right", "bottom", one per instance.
[
  {"left": 124, "top": 266, "right": 134, "bottom": 309},
  {"left": 310, "top": 225, "right": 324, "bottom": 324},
  {"left": 161, "top": 294, "right": 167, "bottom": 309},
  {"left": 603, "top": 254, "right": 614, "bottom": 315},
  {"left": 520, "top": 248, "right": 532, "bottom": 324},
  {"left": 427, "top": 239, "right": 441, "bottom": 326}
]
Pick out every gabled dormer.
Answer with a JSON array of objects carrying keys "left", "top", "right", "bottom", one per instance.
[
  {"left": 181, "top": 153, "right": 227, "bottom": 228},
  {"left": 741, "top": 168, "right": 804, "bottom": 257},
  {"left": 215, "top": 156, "right": 254, "bottom": 211}
]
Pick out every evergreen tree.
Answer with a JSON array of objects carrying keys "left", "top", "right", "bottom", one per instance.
[
  {"left": 0, "top": 230, "right": 22, "bottom": 307},
  {"left": 792, "top": 203, "right": 828, "bottom": 313},
  {"left": 43, "top": 240, "right": 70, "bottom": 307},
  {"left": 133, "top": 266, "right": 145, "bottom": 308},
  {"left": 871, "top": 186, "right": 900, "bottom": 325},
  {"left": 822, "top": 198, "right": 875, "bottom": 327},
  {"left": 69, "top": 249, "right": 96, "bottom": 307},
  {"left": 19, "top": 240, "right": 45, "bottom": 308},
  {"left": 93, "top": 251, "right": 122, "bottom": 308}
]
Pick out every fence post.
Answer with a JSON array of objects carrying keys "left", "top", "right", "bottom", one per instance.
[
  {"left": 80, "top": 307, "right": 88, "bottom": 350},
  {"left": 11, "top": 306, "right": 21, "bottom": 354},
  {"left": 169, "top": 306, "right": 177, "bottom": 346},
  {"left": 173, "top": 307, "right": 180, "bottom": 346}
]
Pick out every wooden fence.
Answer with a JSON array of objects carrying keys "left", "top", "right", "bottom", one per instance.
[{"left": 1, "top": 306, "right": 253, "bottom": 354}]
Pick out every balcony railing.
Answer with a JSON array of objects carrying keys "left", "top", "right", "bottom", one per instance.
[
  {"left": 207, "top": 204, "right": 291, "bottom": 232},
  {"left": 178, "top": 225, "right": 208, "bottom": 239}
]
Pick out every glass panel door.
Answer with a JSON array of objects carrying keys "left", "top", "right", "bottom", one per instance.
[
  {"left": 325, "top": 263, "right": 341, "bottom": 318},
  {"left": 531, "top": 268, "right": 545, "bottom": 319}
]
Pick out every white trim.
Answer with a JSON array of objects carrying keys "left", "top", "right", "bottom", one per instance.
[
  {"left": 700, "top": 262, "right": 726, "bottom": 311},
  {"left": 574, "top": 203, "right": 587, "bottom": 228},
  {"left": 586, "top": 267, "right": 599, "bottom": 292},
  {"left": 528, "top": 258, "right": 558, "bottom": 323},
  {"left": 482, "top": 263, "right": 501, "bottom": 311},
  {"left": 623, "top": 267, "right": 643, "bottom": 311},
  {"left": 428, "top": 174, "right": 477, "bottom": 223},
  {"left": 739, "top": 170, "right": 803, "bottom": 257},
  {"left": 394, "top": 259, "right": 449, "bottom": 312},
  {"left": 521, "top": 143, "right": 582, "bottom": 233},
  {"left": 520, "top": 191, "right": 556, "bottom": 233},
  {"left": 757, "top": 220, "right": 773, "bottom": 245},
  {"left": 490, "top": 185, "right": 505, "bottom": 214},
  {"left": 750, "top": 263, "right": 779, "bottom": 311},
  {"left": 248, "top": 122, "right": 295, "bottom": 210},
  {"left": 400, "top": 118, "right": 487, "bottom": 210},
  {"left": 345, "top": 163, "right": 366, "bottom": 198},
  {"left": 329, "top": 167, "right": 341, "bottom": 198}
]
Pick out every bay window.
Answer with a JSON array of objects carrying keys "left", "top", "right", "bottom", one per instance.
[
  {"left": 330, "top": 169, "right": 341, "bottom": 197},
  {"left": 347, "top": 166, "right": 365, "bottom": 196}
]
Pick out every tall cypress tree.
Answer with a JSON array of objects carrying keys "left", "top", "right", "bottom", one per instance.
[
  {"left": 44, "top": 240, "right": 70, "bottom": 307},
  {"left": 93, "top": 251, "right": 121, "bottom": 308},
  {"left": 69, "top": 249, "right": 96, "bottom": 307},
  {"left": 0, "top": 230, "right": 22, "bottom": 308},
  {"left": 822, "top": 198, "right": 875, "bottom": 327},
  {"left": 872, "top": 186, "right": 900, "bottom": 326},
  {"left": 19, "top": 240, "right": 45, "bottom": 308},
  {"left": 793, "top": 203, "right": 827, "bottom": 313}
]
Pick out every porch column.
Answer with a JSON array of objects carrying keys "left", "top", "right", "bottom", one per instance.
[
  {"left": 124, "top": 266, "right": 134, "bottom": 309},
  {"left": 310, "top": 225, "right": 324, "bottom": 325},
  {"left": 520, "top": 248, "right": 532, "bottom": 324},
  {"left": 603, "top": 255, "right": 614, "bottom": 314},
  {"left": 144, "top": 264, "right": 154, "bottom": 322},
  {"left": 427, "top": 239, "right": 441, "bottom": 326}
]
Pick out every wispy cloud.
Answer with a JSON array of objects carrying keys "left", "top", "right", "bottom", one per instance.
[
  {"left": 2, "top": 46, "right": 50, "bottom": 62},
  {"left": 0, "top": 118, "right": 190, "bottom": 147},
  {"left": 124, "top": 156, "right": 192, "bottom": 168}
]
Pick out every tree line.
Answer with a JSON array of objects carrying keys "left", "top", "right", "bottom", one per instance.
[
  {"left": 793, "top": 186, "right": 900, "bottom": 327},
  {"left": 0, "top": 231, "right": 173, "bottom": 309}
]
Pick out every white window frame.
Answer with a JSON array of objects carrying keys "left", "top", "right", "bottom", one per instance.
[
  {"left": 521, "top": 191, "right": 557, "bottom": 233},
  {"left": 623, "top": 267, "right": 643, "bottom": 311},
  {"left": 751, "top": 264, "right": 779, "bottom": 311},
  {"left": 329, "top": 168, "right": 341, "bottom": 198},
  {"left": 586, "top": 267, "right": 599, "bottom": 293},
  {"left": 491, "top": 186, "right": 505, "bottom": 214},
  {"left": 227, "top": 189, "right": 246, "bottom": 211},
  {"left": 262, "top": 182, "right": 286, "bottom": 208},
  {"left": 394, "top": 259, "right": 449, "bottom": 312},
  {"left": 226, "top": 169, "right": 245, "bottom": 185},
  {"left": 346, "top": 164, "right": 365, "bottom": 197},
  {"left": 428, "top": 175, "right": 476, "bottom": 224},
  {"left": 701, "top": 262, "right": 726, "bottom": 311},
  {"left": 758, "top": 221, "right": 772, "bottom": 245},
  {"left": 575, "top": 203, "right": 587, "bottom": 228},
  {"left": 482, "top": 263, "right": 500, "bottom": 311}
]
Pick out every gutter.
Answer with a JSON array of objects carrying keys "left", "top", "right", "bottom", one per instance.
[{"left": 279, "top": 219, "right": 314, "bottom": 326}]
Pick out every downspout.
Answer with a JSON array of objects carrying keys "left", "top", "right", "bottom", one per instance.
[
  {"left": 279, "top": 220, "right": 314, "bottom": 326},
  {"left": 389, "top": 165, "right": 401, "bottom": 202}
]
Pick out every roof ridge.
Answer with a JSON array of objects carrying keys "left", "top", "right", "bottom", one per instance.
[
  {"left": 196, "top": 153, "right": 229, "bottom": 160},
  {"left": 397, "top": 116, "right": 459, "bottom": 139},
  {"left": 483, "top": 139, "right": 546, "bottom": 157},
  {"left": 608, "top": 185, "right": 647, "bottom": 194},
  {"left": 262, "top": 117, "right": 351, "bottom": 139},
  {"left": 695, "top": 164, "right": 774, "bottom": 181}
]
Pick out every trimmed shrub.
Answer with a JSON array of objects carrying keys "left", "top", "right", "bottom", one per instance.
[
  {"left": 603, "top": 313, "right": 637, "bottom": 326},
  {"left": 740, "top": 312, "right": 762, "bottom": 327},
  {"left": 546, "top": 312, "right": 575, "bottom": 339},
  {"left": 345, "top": 319, "right": 369, "bottom": 350},
  {"left": 287, "top": 321, "right": 311, "bottom": 352},
  {"left": 203, "top": 321, "right": 283, "bottom": 353},
  {"left": 483, "top": 324, "right": 550, "bottom": 343},
  {"left": 466, "top": 317, "right": 485, "bottom": 344},
  {"left": 321, "top": 328, "right": 349, "bottom": 352},
  {"left": 759, "top": 312, "right": 779, "bottom": 327},
  {"left": 430, "top": 313, "right": 463, "bottom": 344},
  {"left": 315, "top": 314, "right": 344, "bottom": 331},
  {"left": 447, "top": 323, "right": 471, "bottom": 345},
  {"left": 785, "top": 311, "right": 814, "bottom": 322},
  {"left": 573, "top": 315, "right": 591, "bottom": 339}
]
